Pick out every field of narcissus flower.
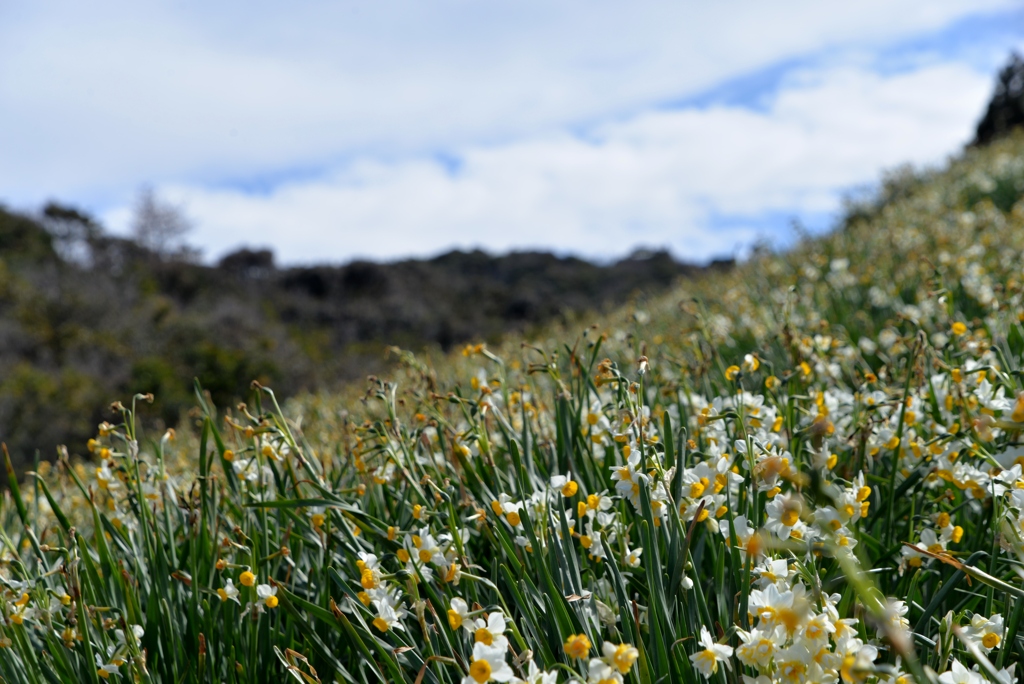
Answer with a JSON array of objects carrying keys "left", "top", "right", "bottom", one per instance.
[{"left": 4, "top": 132, "right": 1024, "bottom": 684}]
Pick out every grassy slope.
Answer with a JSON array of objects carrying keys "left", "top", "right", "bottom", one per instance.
[{"left": 2, "top": 132, "right": 1024, "bottom": 684}]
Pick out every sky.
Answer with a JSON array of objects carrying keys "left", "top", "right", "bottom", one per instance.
[{"left": 1, "top": 2, "right": 1023, "bottom": 265}]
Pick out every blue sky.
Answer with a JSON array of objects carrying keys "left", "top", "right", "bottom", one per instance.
[{"left": 1, "top": 1, "right": 1022, "bottom": 264}]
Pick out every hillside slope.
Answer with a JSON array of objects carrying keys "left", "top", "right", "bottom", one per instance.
[{"left": 3, "top": 133, "right": 1024, "bottom": 684}]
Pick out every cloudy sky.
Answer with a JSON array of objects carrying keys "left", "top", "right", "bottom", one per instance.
[{"left": 2, "top": 2, "right": 1022, "bottom": 265}]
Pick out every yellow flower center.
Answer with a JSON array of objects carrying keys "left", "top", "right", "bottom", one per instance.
[
  {"left": 982, "top": 632, "right": 1000, "bottom": 649},
  {"left": 372, "top": 617, "right": 389, "bottom": 632},
  {"left": 448, "top": 610, "right": 462, "bottom": 630},
  {"left": 695, "top": 649, "right": 718, "bottom": 672},
  {"left": 469, "top": 659, "right": 492, "bottom": 684},
  {"left": 778, "top": 608, "right": 800, "bottom": 633},
  {"left": 265, "top": 595, "right": 278, "bottom": 609},
  {"left": 475, "top": 627, "right": 494, "bottom": 646},
  {"left": 780, "top": 661, "right": 807, "bottom": 684},
  {"left": 781, "top": 510, "right": 799, "bottom": 527}
]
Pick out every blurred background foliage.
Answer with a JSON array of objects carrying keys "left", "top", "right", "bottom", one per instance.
[{"left": 0, "top": 201, "right": 729, "bottom": 468}]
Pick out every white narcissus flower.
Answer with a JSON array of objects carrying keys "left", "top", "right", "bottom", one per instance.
[
  {"left": 217, "top": 579, "right": 240, "bottom": 604},
  {"left": 586, "top": 658, "right": 622, "bottom": 684},
  {"left": 95, "top": 653, "right": 120, "bottom": 679},
  {"left": 415, "top": 530, "right": 445, "bottom": 566},
  {"left": 447, "top": 597, "right": 474, "bottom": 633},
  {"left": 114, "top": 624, "right": 145, "bottom": 646},
  {"left": 730, "top": 515, "right": 764, "bottom": 562},
  {"left": 764, "top": 495, "right": 802, "bottom": 540},
  {"left": 748, "top": 583, "right": 797, "bottom": 631},
  {"left": 875, "top": 599, "right": 909, "bottom": 639},
  {"left": 255, "top": 584, "right": 278, "bottom": 610},
  {"left": 549, "top": 473, "right": 568, "bottom": 489},
  {"left": 963, "top": 612, "right": 1004, "bottom": 653},
  {"left": 471, "top": 611, "right": 509, "bottom": 651},
  {"left": 611, "top": 450, "right": 643, "bottom": 506},
  {"left": 799, "top": 612, "right": 835, "bottom": 648},
  {"left": 734, "top": 627, "right": 779, "bottom": 669},
  {"left": 774, "top": 644, "right": 813, "bottom": 684},
  {"left": 371, "top": 600, "right": 405, "bottom": 633},
  {"left": 741, "top": 676, "right": 773, "bottom": 684},
  {"left": 752, "top": 558, "right": 790, "bottom": 589},
  {"left": 95, "top": 465, "right": 121, "bottom": 492},
  {"left": 602, "top": 641, "right": 639, "bottom": 675},
  {"left": 462, "top": 642, "right": 513, "bottom": 684},
  {"left": 938, "top": 660, "right": 985, "bottom": 684},
  {"left": 510, "top": 659, "right": 558, "bottom": 684},
  {"left": 690, "top": 626, "right": 734, "bottom": 677},
  {"left": 624, "top": 546, "right": 642, "bottom": 568}
]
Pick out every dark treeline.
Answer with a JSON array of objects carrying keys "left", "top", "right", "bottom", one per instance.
[
  {"left": 0, "top": 204, "right": 730, "bottom": 467},
  {"left": 973, "top": 52, "right": 1024, "bottom": 147}
]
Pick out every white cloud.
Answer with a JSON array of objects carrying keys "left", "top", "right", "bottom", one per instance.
[
  {"left": 104, "top": 59, "right": 989, "bottom": 264},
  {"left": 0, "top": 0, "right": 1014, "bottom": 204}
]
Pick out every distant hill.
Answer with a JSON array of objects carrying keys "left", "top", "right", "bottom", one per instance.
[{"left": 0, "top": 205, "right": 729, "bottom": 467}]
